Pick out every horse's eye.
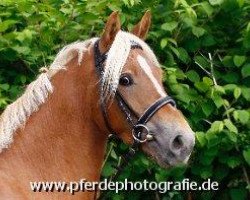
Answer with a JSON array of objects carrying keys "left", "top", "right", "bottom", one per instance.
[{"left": 119, "top": 74, "right": 133, "bottom": 86}]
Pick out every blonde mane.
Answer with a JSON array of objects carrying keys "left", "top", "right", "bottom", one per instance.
[{"left": 0, "top": 31, "right": 159, "bottom": 152}]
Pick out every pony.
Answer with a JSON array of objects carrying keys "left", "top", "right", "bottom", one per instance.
[{"left": 0, "top": 11, "right": 195, "bottom": 199}]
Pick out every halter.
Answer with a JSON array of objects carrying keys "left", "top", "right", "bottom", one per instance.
[{"left": 94, "top": 39, "right": 176, "bottom": 180}]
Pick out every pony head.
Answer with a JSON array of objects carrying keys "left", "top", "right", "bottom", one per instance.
[{"left": 93, "top": 11, "right": 195, "bottom": 168}]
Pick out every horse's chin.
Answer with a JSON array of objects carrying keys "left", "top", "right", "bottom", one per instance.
[
  {"left": 154, "top": 157, "right": 171, "bottom": 169},
  {"left": 155, "top": 155, "right": 190, "bottom": 169},
  {"left": 142, "top": 143, "right": 190, "bottom": 169}
]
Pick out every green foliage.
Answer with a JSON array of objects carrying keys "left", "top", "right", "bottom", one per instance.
[{"left": 0, "top": 0, "right": 250, "bottom": 199}]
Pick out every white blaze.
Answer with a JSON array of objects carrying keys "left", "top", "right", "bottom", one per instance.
[{"left": 137, "top": 55, "right": 166, "bottom": 97}]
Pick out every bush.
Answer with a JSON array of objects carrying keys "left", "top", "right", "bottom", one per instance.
[{"left": 0, "top": 0, "right": 249, "bottom": 199}]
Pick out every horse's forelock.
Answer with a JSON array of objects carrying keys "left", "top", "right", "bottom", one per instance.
[{"left": 101, "top": 31, "right": 160, "bottom": 103}]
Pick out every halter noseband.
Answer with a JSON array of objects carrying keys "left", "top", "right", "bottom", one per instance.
[{"left": 94, "top": 39, "right": 176, "bottom": 146}]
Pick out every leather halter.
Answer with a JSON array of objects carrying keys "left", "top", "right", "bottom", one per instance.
[{"left": 94, "top": 39, "right": 176, "bottom": 176}]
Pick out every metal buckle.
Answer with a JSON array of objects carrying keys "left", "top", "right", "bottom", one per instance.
[{"left": 132, "top": 124, "right": 153, "bottom": 143}]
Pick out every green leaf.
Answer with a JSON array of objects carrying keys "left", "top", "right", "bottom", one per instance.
[
  {"left": 141, "top": 157, "right": 150, "bottom": 166},
  {"left": 167, "top": 38, "right": 177, "bottom": 46},
  {"left": 222, "top": 55, "right": 233, "bottom": 67},
  {"left": 237, "top": 0, "right": 245, "bottom": 7},
  {"left": 246, "top": 22, "right": 250, "bottom": 32},
  {"left": 224, "top": 84, "right": 237, "bottom": 91},
  {"left": 221, "top": 72, "right": 240, "bottom": 83},
  {"left": 210, "top": 121, "right": 224, "bottom": 133},
  {"left": 122, "top": 0, "right": 135, "bottom": 6},
  {"left": 0, "top": 20, "right": 17, "bottom": 32},
  {"left": 195, "top": 81, "right": 209, "bottom": 92},
  {"left": 226, "top": 131, "right": 238, "bottom": 143},
  {"left": 102, "top": 162, "right": 114, "bottom": 177},
  {"left": 215, "top": 85, "right": 225, "bottom": 94},
  {"left": 169, "top": 45, "right": 180, "bottom": 57},
  {"left": 110, "top": 149, "right": 118, "bottom": 159},
  {"left": 161, "top": 21, "right": 178, "bottom": 32},
  {"left": 20, "top": 75, "right": 26, "bottom": 84},
  {"left": 209, "top": 0, "right": 224, "bottom": 5},
  {"left": 155, "top": 172, "right": 167, "bottom": 182},
  {"left": 214, "top": 165, "right": 229, "bottom": 180},
  {"left": 194, "top": 55, "right": 210, "bottom": 68},
  {"left": 186, "top": 70, "right": 200, "bottom": 82},
  {"left": 192, "top": 26, "right": 205, "bottom": 38},
  {"left": 186, "top": 7, "right": 197, "bottom": 20},
  {"left": 202, "top": 34, "right": 216, "bottom": 46},
  {"left": 230, "top": 188, "right": 247, "bottom": 200},
  {"left": 224, "top": 119, "right": 238, "bottom": 133},
  {"left": 200, "top": 166, "right": 213, "bottom": 179},
  {"left": 226, "top": 156, "right": 241, "bottom": 168},
  {"left": 242, "top": 87, "right": 250, "bottom": 101},
  {"left": 179, "top": 0, "right": 189, "bottom": 7},
  {"left": 160, "top": 38, "right": 168, "bottom": 49},
  {"left": 205, "top": 147, "right": 219, "bottom": 156},
  {"left": 202, "top": 101, "right": 214, "bottom": 116},
  {"left": 200, "top": 155, "right": 214, "bottom": 165},
  {"left": 243, "top": 31, "right": 250, "bottom": 48},
  {"left": 0, "top": 83, "right": 10, "bottom": 91},
  {"left": 203, "top": 77, "right": 213, "bottom": 86},
  {"left": 234, "top": 110, "right": 250, "bottom": 124},
  {"left": 213, "top": 95, "right": 224, "bottom": 108},
  {"left": 178, "top": 47, "right": 190, "bottom": 63},
  {"left": 129, "top": 0, "right": 135, "bottom": 6},
  {"left": 243, "top": 149, "right": 250, "bottom": 165},
  {"left": 11, "top": 46, "right": 31, "bottom": 55},
  {"left": 233, "top": 55, "right": 246, "bottom": 67},
  {"left": 196, "top": 132, "right": 207, "bottom": 147},
  {"left": 201, "top": 2, "right": 214, "bottom": 16},
  {"left": 233, "top": 87, "right": 241, "bottom": 99},
  {"left": 241, "top": 63, "right": 250, "bottom": 78}
]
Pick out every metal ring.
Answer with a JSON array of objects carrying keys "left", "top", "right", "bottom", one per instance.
[{"left": 132, "top": 124, "right": 150, "bottom": 143}]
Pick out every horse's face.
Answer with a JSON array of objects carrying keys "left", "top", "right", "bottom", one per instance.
[
  {"left": 118, "top": 48, "right": 195, "bottom": 167},
  {"left": 98, "top": 11, "right": 195, "bottom": 168}
]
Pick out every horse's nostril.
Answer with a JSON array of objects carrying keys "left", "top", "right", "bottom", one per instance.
[{"left": 172, "top": 135, "right": 183, "bottom": 150}]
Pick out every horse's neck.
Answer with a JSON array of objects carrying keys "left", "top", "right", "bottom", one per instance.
[{"left": 0, "top": 54, "right": 108, "bottom": 183}]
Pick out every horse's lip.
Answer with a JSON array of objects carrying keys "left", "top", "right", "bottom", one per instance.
[
  {"left": 146, "top": 134, "right": 180, "bottom": 167},
  {"left": 148, "top": 131, "right": 157, "bottom": 138},
  {"left": 149, "top": 131, "right": 162, "bottom": 143},
  {"left": 144, "top": 134, "right": 170, "bottom": 166},
  {"left": 143, "top": 130, "right": 185, "bottom": 167}
]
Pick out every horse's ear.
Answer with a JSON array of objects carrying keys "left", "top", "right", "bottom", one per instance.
[
  {"left": 131, "top": 11, "right": 151, "bottom": 40},
  {"left": 99, "top": 11, "right": 121, "bottom": 53}
]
